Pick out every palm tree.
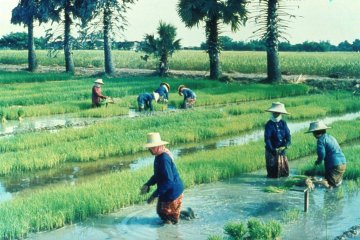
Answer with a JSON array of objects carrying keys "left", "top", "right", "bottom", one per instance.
[
  {"left": 177, "top": 0, "right": 248, "bottom": 79},
  {"left": 78, "top": 0, "right": 136, "bottom": 75},
  {"left": 11, "top": 0, "right": 46, "bottom": 72},
  {"left": 253, "top": 0, "right": 296, "bottom": 83},
  {"left": 142, "top": 22, "right": 181, "bottom": 76}
]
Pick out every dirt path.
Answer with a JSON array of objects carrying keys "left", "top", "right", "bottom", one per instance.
[{"left": 1, "top": 63, "right": 359, "bottom": 90}]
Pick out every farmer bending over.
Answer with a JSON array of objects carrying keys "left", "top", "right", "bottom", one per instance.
[
  {"left": 140, "top": 132, "right": 184, "bottom": 224},
  {"left": 155, "top": 82, "right": 170, "bottom": 103},
  {"left": 137, "top": 92, "right": 160, "bottom": 112},
  {"left": 92, "top": 79, "right": 108, "bottom": 107},
  {"left": 178, "top": 85, "right": 196, "bottom": 109},
  {"left": 306, "top": 121, "right": 346, "bottom": 188}
]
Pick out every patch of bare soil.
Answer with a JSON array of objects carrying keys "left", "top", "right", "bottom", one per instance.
[{"left": 1, "top": 63, "right": 359, "bottom": 91}]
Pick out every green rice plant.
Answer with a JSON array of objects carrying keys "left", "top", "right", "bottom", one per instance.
[
  {"left": 0, "top": 118, "right": 359, "bottom": 238},
  {"left": 207, "top": 235, "right": 223, "bottom": 240},
  {"left": 247, "top": 218, "right": 282, "bottom": 240},
  {"left": 224, "top": 221, "right": 247, "bottom": 240},
  {"left": 280, "top": 208, "right": 301, "bottom": 224},
  {"left": 263, "top": 186, "right": 286, "bottom": 193}
]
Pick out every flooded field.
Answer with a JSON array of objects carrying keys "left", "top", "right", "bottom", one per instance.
[{"left": 28, "top": 168, "right": 360, "bottom": 240}]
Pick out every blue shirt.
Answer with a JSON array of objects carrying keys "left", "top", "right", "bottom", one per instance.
[
  {"left": 137, "top": 93, "right": 154, "bottom": 110},
  {"left": 155, "top": 85, "right": 169, "bottom": 100},
  {"left": 146, "top": 152, "right": 184, "bottom": 202},
  {"left": 181, "top": 88, "right": 196, "bottom": 100},
  {"left": 317, "top": 133, "right": 346, "bottom": 171},
  {"left": 264, "top": 119, "right": 291, "bottom": 152}
]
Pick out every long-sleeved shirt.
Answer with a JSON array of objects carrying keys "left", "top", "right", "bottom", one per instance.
[
  {"left": 137, "top": 93, "right": 154, "bottom": 111},
  {"left": 146, "top": 152, "right": 184, "bottom": 202},
  {"left": 264, "top": 119, "right": 291, "bottom": 152},
  {"left": 316, "top": 133, "right": 346, "bottom": 171},
  {"left": 155, "top": 85, "right": 169, "bottom": 100},
  {"left": 92, "top": 86, "right": 106, "bottom": 106},
  {"left": 181, "top": 88, "right": 196, "bottom": 100}
]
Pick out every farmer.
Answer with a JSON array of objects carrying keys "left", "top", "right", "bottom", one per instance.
[
  {"left": 92, "top": 79, "right": 108, "bottom": 107},
  {"left": 178, "top": 85, "right": 196, "bottom": 109},
  {"left": 264, "top": 102, "right": 291, "bottom": 178},
  {"left": 306, "top": 121, "right": 346, "bottom": 188},
  {"left": 137, "top": 92, "right": 160, "bottom": 112},
  {"left": 140, "top": 132, "right": 184, "bottom": 224},
  {"left": 155, "top": 82, "right": 170, "bottom": 103}
]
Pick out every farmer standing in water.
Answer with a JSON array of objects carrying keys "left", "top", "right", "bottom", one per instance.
[
  {"left": 140, "top": 132, "right": 184, "bottom": 224},
  {"left": 264, "top": 102, "right": 291, "bottom": 178}
]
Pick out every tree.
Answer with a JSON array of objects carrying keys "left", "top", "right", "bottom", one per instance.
[
  {"left": 177, "top": 0, "right": 248, "bottom": 79},
  {"left": 78, "top": 0, "right": 136, "bottom": 75},
  {"left": 141, "top": 22, "right": 181, "bottom": 76},
  {"left": 41, "top": 0, "right": 95, "bottom": 73},
  {"left": 11, "top": 0, "right": 48, "bottom": 71}
]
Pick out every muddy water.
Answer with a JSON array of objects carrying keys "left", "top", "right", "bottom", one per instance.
[{"left": 28, "top": 169, "right": 360, "bottom": 240}]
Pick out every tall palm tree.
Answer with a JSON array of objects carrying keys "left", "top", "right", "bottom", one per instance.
[
  {"left": 142, "top": 22, "right": 181, "bottom": 76},
  {"left": 254, "top": 0, "right": 296, "bottom": 83},
  {"left": 79, "top": 0, "right": 136, "bottom": 75},
  {"left": 177, "top": 0, "right": 248, "bottom": 79},
  {"left": 11, "top": 0, "right": 47, "bottom": 72}
]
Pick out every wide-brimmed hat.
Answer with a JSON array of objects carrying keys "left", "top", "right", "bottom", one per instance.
[
  {"left": 178, "top": 85, "right": 185, "bottom": 96},
  {"left": 94, "top": 79, "right": 104, "bottom": 84},
  {"left": 161, "top": 82, "right": 170, "bottom": 91},
  {"left": 144, "top": 132, "right": 169, "bottom": 148},
  {"left": 153, "top": 92, "right": 160, "bottom": 102},
  {"left": 265, "top": 102, "right": 289, "bottom": 115},
  {"left": 306, "top": 121, "right": 331, "bottom": 133}
]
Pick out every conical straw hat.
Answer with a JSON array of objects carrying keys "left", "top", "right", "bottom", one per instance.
[
  {"left": 144, "top": 132, "right": 169, "bottom": 148},
  {"left": 265, "top": 102, "right": 289, "bottom": 115},
  {"left": 306, "top": 121, "right": 331, "bottom": 133},
  {"left": 94, "top": 79, "right": 104, "bottom": 84}
]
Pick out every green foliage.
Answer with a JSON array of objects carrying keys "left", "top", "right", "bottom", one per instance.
[
  {"left": 224, "top": 221, "right": 247, "bottom": 240},
  {"left": 247, "top": 218, "right": 281, "bottom": 240}
]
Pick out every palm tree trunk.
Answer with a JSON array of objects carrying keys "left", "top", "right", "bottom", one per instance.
[
  {"left": 27, "top": 17, "right": 37, "bottom": 72},
  {"left": 159, "top": 53, "right": 168, "bottom": 76},
  {"left": 206, "top": 17, "right": 221, "bottom": 80},
  {"left": 64, "top": 0, "right": 75, "bottom": 73},
  {"left": 266, "top": 0, "right": 281, "bottom": 83},
  {"left": 103, "top": 2, "right": 115, "bottom": 75}
]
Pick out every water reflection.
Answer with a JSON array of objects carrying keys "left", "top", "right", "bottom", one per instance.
[{"left": 1, "top": 111, "right": 360, "bottom": 199}]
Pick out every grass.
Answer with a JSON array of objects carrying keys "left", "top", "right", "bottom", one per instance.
[
  {"left": 0, "top": 118, "right": 359, "bottom": 238},
  {"left": 1, "top": 50, "right": 360, "bottom": 77}
]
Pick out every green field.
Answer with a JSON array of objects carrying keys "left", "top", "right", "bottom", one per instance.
[
  {"left": 0, "top": 70, "right": 359, "bottom": 238},
  {"left": 1, "top": 50, "right": 360, "bottom": 77}
]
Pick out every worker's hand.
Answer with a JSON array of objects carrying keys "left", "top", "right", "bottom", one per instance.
[
  {"left": 147, "top": 195, "right": 157, "bottom": 204},
  {"left": 163, "top": 99, "right": 168, "bottom": 103},
  {"left": 140, "top": 184, "right": 150, "bottom": 195}
]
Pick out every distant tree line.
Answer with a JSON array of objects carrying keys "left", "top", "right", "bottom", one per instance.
[
  {"left": 3, "top": 32, "right": 359, "bottom": 53},
  {"left": 199, "top": 36, "right": 360, "bottom": 52}
]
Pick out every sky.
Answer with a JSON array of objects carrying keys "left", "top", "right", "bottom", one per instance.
[{"left": 1, "top": 0, "right": 360, "bottom": 47}]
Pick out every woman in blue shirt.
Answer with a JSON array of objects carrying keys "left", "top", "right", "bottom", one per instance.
[
  {"left": 140, "top": 132, "right": 184, "bottom": 224},
  {"left": 137, "top": 92, "right": 159, "bottom": 112},
  {"left": 264, "top": 102, "right": 291, "bottom": 178},
  {"left": 154, "top": 82, "right": 170, "bottom": 103},
  {"left": 178, "top": 85, "right": 196, "bottom": 109},
  {"left": 306, "top": 121, "right": 346, "bottom": 187}
]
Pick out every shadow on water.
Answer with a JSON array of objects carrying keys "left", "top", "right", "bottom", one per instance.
[
  {"left": 28, "top": 168, "right": 360, "bottom": 240},
  {"left": 1, "top": 111, "right": 360, "bottom": 202}
]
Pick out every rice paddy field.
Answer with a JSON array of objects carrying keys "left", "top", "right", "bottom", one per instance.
[
  {"left": 1, "top": 50, "right": 360, "bottom": 77},
  {"left": 0, "top": 52, "right": 359, "bottom": 239}
]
